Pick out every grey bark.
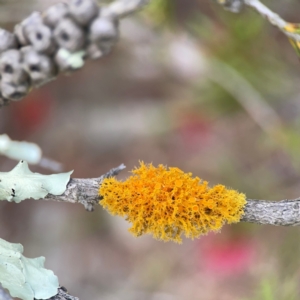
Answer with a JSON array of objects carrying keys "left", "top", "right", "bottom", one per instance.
[
  {"left": 242, "top": 199, "right": 300, "bottom": 226},
  {"left": 49, "top": 287, "right": 79, "bottom": 300},
  {"left": 45, "top": 164, "right": 126, "bottom": 211}
]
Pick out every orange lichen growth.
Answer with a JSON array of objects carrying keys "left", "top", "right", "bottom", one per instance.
[{"left": 99, "top": 162, "right": 247, "bottom": 243}]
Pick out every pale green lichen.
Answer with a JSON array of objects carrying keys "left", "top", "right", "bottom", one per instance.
[
  {"left": 0, "top": 160, "right": 73, "bottom": 203},
  {"left": 0, "top": 238, "right": 59, "bottom": 300}
]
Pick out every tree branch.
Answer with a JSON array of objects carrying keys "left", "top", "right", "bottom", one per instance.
[
  {"left": 216, "top": 0, "right": 300, "bottom": 42},
  {"left": 104, "top": 0, "right": 150, "bottom": 18},
  {"left": 242, "top": 198, "right": 300, "bottom": 226},
  {"left": 50, "top": 287, "right": 79, "bottom": 300},
  {"left": 44, "top": 164, "right": 126, "bottom": 211},
  {"left": 43, "top": 164, "right": 300, "bottom": 227}
]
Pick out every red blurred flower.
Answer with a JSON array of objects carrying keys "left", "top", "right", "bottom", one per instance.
[
  {"left": 176, "top": 111, "right": 212, "bottom": 151},
  {"left": 9, "top": 88, "right": 54, "bottom": 137},
  {"left": 199, "top": 235, "right": 256, "bottom": 277}
]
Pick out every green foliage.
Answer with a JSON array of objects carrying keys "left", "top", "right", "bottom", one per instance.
[
  {"left": 0, "top": 238, "right": 59, "bottom": 300},
  {"left": 259, "top": 280, "right": 275, "bottom": 300},
  {"left": 249, "top": 276, "right": 299, "bottom": 300},
  {"left": 144, "top": 0, "right": 175, "bottom": 26}
]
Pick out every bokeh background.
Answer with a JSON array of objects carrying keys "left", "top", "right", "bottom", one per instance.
[{"left": 1, "top": 0, "right": 300, "bottom": 299}]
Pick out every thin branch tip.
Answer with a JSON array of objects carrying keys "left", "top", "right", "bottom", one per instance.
[
  {"left": 103, "top": 164, "right": 126, "bottom": 179},
  {"left": 218, "top": 0, "right": 300, "bottom": 43}
]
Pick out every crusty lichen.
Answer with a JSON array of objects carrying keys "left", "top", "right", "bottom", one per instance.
[{"left": 99, "top": 162, "right": 246, "bottom": 243}]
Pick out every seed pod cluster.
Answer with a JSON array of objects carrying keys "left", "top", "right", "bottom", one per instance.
[{"left": 0, "top": 0, "right": 120, "bottom": 107}]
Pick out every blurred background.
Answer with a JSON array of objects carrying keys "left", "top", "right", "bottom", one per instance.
[{"left": 1, "top": 0, "right": 300, "bottom": 299}]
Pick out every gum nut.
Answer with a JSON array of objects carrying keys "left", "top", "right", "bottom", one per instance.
[
  {"left": 69, "top": 0, "right": 98, "bottom": 26},
  {"left": 89, "top": 17, "right": 119, "bottom": 45},
  {"left": 0, "top": 30, "right": 17, "bottom": 53},
  {"left": 23, "top": 49, "right": 56, "bottom": 87},
  {"left": 0, "top": 50, "right": 28, "bottom": 83},
  {"left": 43, "top": 3, "right": 69, "bottom": 28},
  {"left": 26, "top": 24, "right": 56, "bottom": 54},
  {"left": 23, "top": 11, "right": 43, "bottom": 32},
  {"left": 20, "top": 45, "right": 33, "bottom": 55},
  {"left": 1, "top": 81, "right": 29, "bottom": 101},
  {"left": 54, "top": 18, "right": 86, "bottom": 52},
  {"left": 14, "top": 23, "right": 29, "bottom": 46},
  {"left": 14, "top": 12, "right": 43, "bottom": 45},
  {"left": 54, "top": 49, "right": 70, "bottom": 72}
]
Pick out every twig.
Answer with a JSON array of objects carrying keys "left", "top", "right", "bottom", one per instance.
[
  {"left": 43, "top": 163, "right": 300, "bottom": 227},
  {"left": 217, "top": 0, "right": 300, "bottom": 42},
  {"left": 104, "top": 0, "right": 150, "bottom": 18},
  {"left": 242, "top": 198, "right": 300, "bottom": 226},
  {"left": 45, "top": 164, "right": 126, "bottom": 211},
  {"left": 50, "top": 287, "right": 79, "bottom": 300}
]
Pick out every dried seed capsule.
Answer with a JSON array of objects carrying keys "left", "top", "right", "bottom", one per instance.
[
  {"left": 89, "top": 17, "right": 119, "bottom": 53},
  {"left": 55, "top": 48, "right": 85, "bottom": 72},
  {"left": 22, "top": 48, "right": 57, "bottom": 87},
  {"left": 14, "top": 12, "right": 43, "bottom": 46},
  {"left": 54, "top": 18, "right": 86, "bottom": 52},
  {"left": 43, "top": 3, "right": 69, "bottom": 28},
  {"left": 0, "top": 29, "right": 17, "bottom": 53},
  {"left": 69, "top": 0, "right": 98, "bottom": 26},
  {"left": 1, "top": 81, "right": 29, "bottom": 101},
  {"left": 0, "top": 50, "right": 28, "bottom": 84},
  {"left": 15, "top": 24, "right": 29, "bottom": 46},
  {"left": 26, "top": 23, "right": 56, "bottom": 54}
]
